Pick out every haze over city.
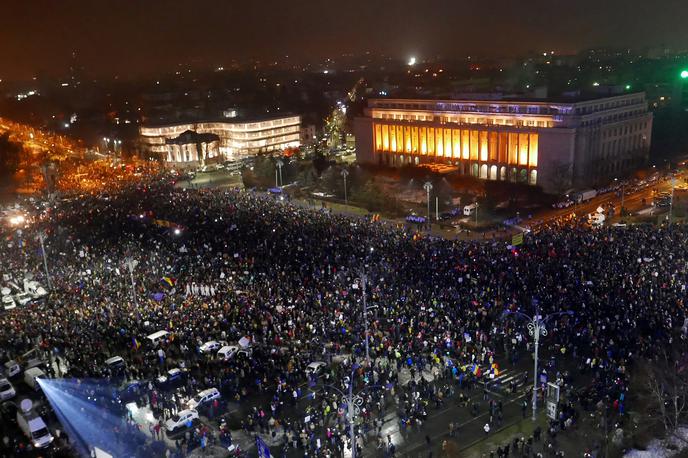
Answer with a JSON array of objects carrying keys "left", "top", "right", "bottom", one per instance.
[{"left": 2, "top": 0, "right": 688, "bottom": 79}]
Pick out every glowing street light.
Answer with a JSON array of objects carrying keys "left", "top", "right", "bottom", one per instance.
[
  {"left": 408, "top": 56, "right": 416, "bottom": 66},
  {"left": 275, "top": 159, "right": 284, "bottom": 188},
  {"left": 423, "top": 181, "right": 433, "bottom": 221},
  {"left": 341, "top": 169, "right": 349, "bottom": 205},
  {"left": 503, "top": 301, "right": 573, "bottom": 421},
  {"left": 681, "top": 70, "right": 688, "bottom": 79}
]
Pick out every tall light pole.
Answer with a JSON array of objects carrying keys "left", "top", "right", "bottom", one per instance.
[
  {"left": 503, "top": 302, "right": 573, "bottom": 421},
  {"left": 325, "top": 365, "right": 378, "bottom": 458},
  {"left": 36, "top": 231, "right": 51, "bottom": 290},
  {"left": 275, "top": 159, "right": 284, "bottom": 188},
  {"left": 341, "top": 169, "right": 349, "bottom": 205},
  {"left": 669, "top": 177, "right": 676, "bottom": 227},
  {"left": 354, "top": 271, "right": 376, "bottom": 368},
  {"left": 124, "top": 257, "right": 138, "bottom": 307},
  {"left": 423, "top": 181, "right": 433, "bottom": 222}
]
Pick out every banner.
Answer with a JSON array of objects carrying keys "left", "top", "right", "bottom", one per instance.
[
  {"left": 512, "top": 232, "right": 524, "bottom": 246},
  {"left": 256, "top": 435, "right": 271, "bottom": 458}
]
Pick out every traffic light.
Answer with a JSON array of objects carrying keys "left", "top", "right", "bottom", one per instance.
[{"left": 681, "top": 70, "right": 688, "bottom": 79}]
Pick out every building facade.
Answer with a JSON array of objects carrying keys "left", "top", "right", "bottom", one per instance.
[
  {"left": 354, "top": 94, "right": 652, "bottom": 193},
  {"left": 163, "top": 130, "right": 221, "bottom": 168},
  {"left": 140, "top": 115, "right": 301, "bottom": 166}
]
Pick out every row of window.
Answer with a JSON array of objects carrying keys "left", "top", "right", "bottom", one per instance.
[
  {"left": 373, "top": 123, "right": 539, "bottom": 167},
  {"left": 371, "top": 96, "right": 644, "bottom": 117},
  {"left": 373, "top": 112, "right": 555, "bottom": 128},
  {"left": 382, "top": 153, "right": 538, "bottom": 184},
  {"left": 581, "top": 110, "right": 647, "bottom": 127},
  {"left": 575, "top": 97, "right": 644, "bottom": 115},
  {"left": 602, "top": 134, "right": 646, "bottom": 156},
  {"left": 602, "top": 121, "right": 648, "bottom": 139},
  {"left": 371, "top": 101, "right": 570, "bottom": 116}
]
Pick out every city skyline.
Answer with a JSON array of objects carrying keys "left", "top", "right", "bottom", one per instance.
[{"left": 1, "top": 0, "right": 688, "bottom": 80}]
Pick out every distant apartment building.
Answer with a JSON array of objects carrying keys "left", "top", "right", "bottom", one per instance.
[
  {"left": 139, "top": 114, "right": 301, "bottom": 168},
  {"left": 354, "top": 93, "right": 652, "bottom": 193}
]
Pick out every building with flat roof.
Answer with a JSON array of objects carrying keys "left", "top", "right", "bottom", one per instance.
[
  {"left": 140, "top": 114, "right": 300, "bottom": 167},
  {"left": 354, "top": 93, "right": 652, "bottom": 193}
]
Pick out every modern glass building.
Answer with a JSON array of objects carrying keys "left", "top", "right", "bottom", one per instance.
[{"left": 140, "top": 115, "right": 301, "bottom": 167}]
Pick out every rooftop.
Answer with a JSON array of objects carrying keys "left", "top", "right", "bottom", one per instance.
[{"left": 142, "top": 112, "right": 299, "bottom": 128}]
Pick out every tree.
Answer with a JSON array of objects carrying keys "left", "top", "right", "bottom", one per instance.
[
  {"left": 644, "top": 349, "right": 688, "bottom": 446},
  {"left": 0, "top": 132, "right": 22, "bottom": 177},
  {"left": 547, "top": 160, "right": 573, "bottom": 195}
]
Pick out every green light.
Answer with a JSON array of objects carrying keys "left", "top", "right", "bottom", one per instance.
[
  {"left": 681, "top": 70, "right": 688, "bottom": 79},
  {"left": 625, "top": 84, "right": 631, "bottom": 90}
]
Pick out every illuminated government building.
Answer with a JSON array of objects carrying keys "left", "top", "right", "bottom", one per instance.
[
  {"left": 139, "top": 114, "right": 301, "bottom": 168},
  {"left": 354, "top": 93, "right": 652, "bottom": 192}
]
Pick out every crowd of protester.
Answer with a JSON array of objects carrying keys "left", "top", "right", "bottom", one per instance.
[{"left": 0, "top": 176, "right": 686, "bottom": 457}]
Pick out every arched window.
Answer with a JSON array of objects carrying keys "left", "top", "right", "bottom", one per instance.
[
  {"left": 519, "top": 169, "right": 528, "bottom": 183},
  {"left": 480, "top": 164, "right": 488, "bottom": 179},
  {"left": 490, "top": 165, "right": 498, "bottom": 180},
  {"left": 500, "top": 166, "right": 507, "bottom": 181},
  {"left": 529, "top": 169, "right": 537, "bottom": 185},
  {"left": 472, "top": 164, "right": 479, "bottom": 177}
]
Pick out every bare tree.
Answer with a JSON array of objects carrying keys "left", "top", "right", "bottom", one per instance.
[
  {"left": 547, "top": 160, "right": 573, "bottom": 195},
  {"left": 644, "top": 349, "right": 688, "bottom": 445}
]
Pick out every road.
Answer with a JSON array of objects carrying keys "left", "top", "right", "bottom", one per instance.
[{"left": 524, "top": 170, "right": 688, "bottom": 230}]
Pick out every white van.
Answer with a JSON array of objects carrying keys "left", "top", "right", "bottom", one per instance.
[
  {"left": 17, "top": 410, "right": 54, "bottom": 448},
  {"left": 146, "top": 330, "right": 169, "bottom": 347},
  {"left": 24, "top": 367, "right": 45, "bottom": 391},
  {"left": 463, "top": 203, "right": 478, "bottom": 216},
  {"left": 589, "top": 213, "right": 605, "bottom": 227}
]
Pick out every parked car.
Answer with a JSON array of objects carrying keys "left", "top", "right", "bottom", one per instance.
[
  {"left": 117, "top": 380, "right": 148, "bottom": 404},
  {"left": 199, "top": 340, "right": 227, "bottom": 354},
  {"left": 3, "top": 360, "right": 21, "bottom": 378},
  {"left": 165, "top": 409, "right": 198, "bottom": 432},
  {"left": 14, "top": 293, "right": 32, "bottom": 306},
  {"left": 0, "top": 378, "right": 16, "bottom": 400},
  {"left": 217, "top": 345, "right": 252, "bottom": 361},
  {"left": 156, "top": 368, "right": 188, "bottom": 389},
  {"left": 306, "top": 361, "right": 327, "bottom": 376},
  {"left": 104, "top": 356, "right": 126, "bottom": 376},
  {"left": 2, "top": 294, "right": 16, "bottom": 311},
  {"left": 186, "top": 387, "right": 220, "bottom": 410},
  {"left": 23, "top": 280, "right": 47, "bottom": 299}
]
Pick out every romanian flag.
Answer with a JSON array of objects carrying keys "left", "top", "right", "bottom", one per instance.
[
  {"left": 471, "top": 364, "right": 481, "bottom": 376},
  {"left": 161, "top": 277, "right": 176, "bottom": 288},
  {"left": 132, "top": 337, "right": 141, "bottom": 351}
]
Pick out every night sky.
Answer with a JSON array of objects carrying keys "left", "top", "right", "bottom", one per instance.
[{"left": 1, "top": 0, "right": 687, "bottom": 80}]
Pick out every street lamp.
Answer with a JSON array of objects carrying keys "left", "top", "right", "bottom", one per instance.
[
  {"left": 36, "top": 231, "right": 52, "bottom": 290},
  {"left": 669, "top": 177, "right": 676, "bottom": 228},
  {"left": 275, "top": 159, "right": 284, "bottom": 188},
  {"left": 423, "top": 181, "right": 433, "bottom": 222},
  {"left": 341, "top": 169, "right": 349, "bottom": 205},
  {"left": 325, "top": 365, "right": 379, "bottom": 458},
  {"left": 502, "top": 301, "right": 573, "bottom": 421},
  {"left": 353, "top": 271, "right": 377, "bottom": 368},
  {"left": 124, "top": 257, "right": 139, "bottom": 307}
]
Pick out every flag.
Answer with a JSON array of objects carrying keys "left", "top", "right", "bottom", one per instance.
[
  {"left": 161, "top": 277, "right": 176, "bottom": 288},
  {"left": 132, "top": 337, "right": 141, "bottom": 351}
]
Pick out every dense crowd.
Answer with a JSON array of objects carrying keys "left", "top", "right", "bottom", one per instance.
[{"left": 0, "top": 177, "right": 686, "bottom": 457}]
